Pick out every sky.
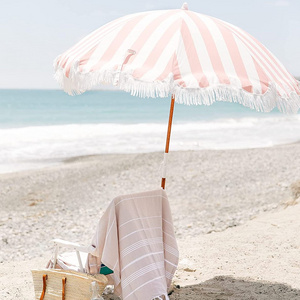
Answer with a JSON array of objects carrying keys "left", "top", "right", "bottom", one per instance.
[{"left": 1, "top": 0, "right": 299, "bottom": 89}]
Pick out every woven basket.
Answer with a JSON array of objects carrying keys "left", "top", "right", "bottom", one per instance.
[{"left": 31, "top": 269, "right": 108, "bottom": 300}]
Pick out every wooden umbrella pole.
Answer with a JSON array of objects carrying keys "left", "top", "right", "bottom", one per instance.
[{"left": 161, "top": 95, "right": 175, "bottom": 189}]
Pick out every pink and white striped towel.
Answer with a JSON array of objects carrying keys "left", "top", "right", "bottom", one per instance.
[{"left": 86, "top": 189, "right": 179, "bottom": 300}]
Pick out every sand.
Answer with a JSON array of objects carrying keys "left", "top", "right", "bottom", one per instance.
[{"left": 0, "top": 143, "right": 300, "bottom": 299}]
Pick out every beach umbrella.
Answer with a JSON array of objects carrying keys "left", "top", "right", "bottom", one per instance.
[{"left": 54, "top": 3, "right": 300, "bottom": 189}]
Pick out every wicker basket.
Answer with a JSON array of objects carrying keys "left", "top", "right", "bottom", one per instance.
[{"left": 31, "top": 269, "right": 108, "bottom": 300}]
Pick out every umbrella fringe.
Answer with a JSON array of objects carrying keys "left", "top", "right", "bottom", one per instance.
[{"left": 53, "top": 64, "right": 300, "bottom": 114}]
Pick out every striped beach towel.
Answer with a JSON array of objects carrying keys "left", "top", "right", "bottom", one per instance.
[{"left": 86, "top": 189, "right": 179, "bottom": 300}]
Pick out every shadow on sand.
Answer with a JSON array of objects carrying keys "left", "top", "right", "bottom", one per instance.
[{"left": 169, "top": 276, "right": 300, "bottom": 300}]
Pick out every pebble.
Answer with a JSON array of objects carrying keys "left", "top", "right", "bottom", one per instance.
[{"left": 183, "top": 268, "right": 196, "bottom": 272}]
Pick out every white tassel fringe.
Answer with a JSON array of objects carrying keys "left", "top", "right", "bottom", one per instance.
[{"left": 53, "top": 62, "right": 300, "bottom": 114}]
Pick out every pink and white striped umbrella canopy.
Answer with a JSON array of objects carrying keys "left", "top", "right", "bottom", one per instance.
[{"left": 54, "top": 3, "right": 300, "bottom": 113}]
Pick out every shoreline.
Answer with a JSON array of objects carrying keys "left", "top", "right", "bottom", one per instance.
[
  {"left": 62, "top": 138, "right": 300, "bottom": 163},
  {"left": 1, "top": 139, "right": 300, "bottom": 176}
]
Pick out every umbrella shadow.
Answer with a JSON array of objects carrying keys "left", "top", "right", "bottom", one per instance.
[{"left": 169, "top": 276, "right": 300, "bottom": 300}]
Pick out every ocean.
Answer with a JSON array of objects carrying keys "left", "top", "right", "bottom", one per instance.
[{"left": 0, "top": 89, "right": 299, "bottom": 174}]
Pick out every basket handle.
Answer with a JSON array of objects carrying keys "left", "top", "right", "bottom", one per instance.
[
  {"left": 39, "top": 274, "right": 47, "bottom": 300},
  {"left": 62, "top": 277, "right": 67, "bottom": 300}
]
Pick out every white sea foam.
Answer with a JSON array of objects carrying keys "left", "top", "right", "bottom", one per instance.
[{"left": 0, "top": 115, "right": 299, "bottom": 174}]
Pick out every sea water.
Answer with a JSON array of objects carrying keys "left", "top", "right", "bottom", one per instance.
[{"left": 0, "top": 89, "right": 299, "bottom": 174}]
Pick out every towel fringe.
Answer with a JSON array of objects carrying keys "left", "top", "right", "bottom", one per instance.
[{"left": 152, "top": 293, "right": 169, "bottom": 300}]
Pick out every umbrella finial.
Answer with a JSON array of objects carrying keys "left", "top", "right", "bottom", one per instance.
[{"left": 181, "top": 2, "right": 188, "bottom": 10}]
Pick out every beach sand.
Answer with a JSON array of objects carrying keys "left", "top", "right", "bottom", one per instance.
[{"left": 0, "top": 143, "right": 300, "bottom": 299}]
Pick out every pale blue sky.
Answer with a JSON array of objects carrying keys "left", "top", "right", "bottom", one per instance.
[{"left": 1, "top": 0, "right": 299, "bottom": 89}]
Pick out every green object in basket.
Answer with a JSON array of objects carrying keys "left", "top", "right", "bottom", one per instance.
[{"left": 100, "top": 263, "right": 114, "bottom": 275}]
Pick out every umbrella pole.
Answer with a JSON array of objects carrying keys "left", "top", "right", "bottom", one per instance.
[{"left": 161, "top": 95, "right": 175, "bottom": 190}]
